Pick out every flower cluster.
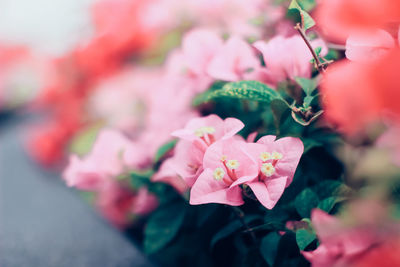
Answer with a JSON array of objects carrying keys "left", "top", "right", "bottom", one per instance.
[{"left": 155, "top": 115, "right": 304, "bottom": 209}]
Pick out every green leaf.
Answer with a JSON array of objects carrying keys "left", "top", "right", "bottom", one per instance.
[
  {"left": 295, "top": 188, "right": 319, "bottom": 218},
  {"left": 192, "top": 81, "right": 226, "bottom": 106},
  {"left": 296, "top": 229, "right": 316, "bottom": 250},
  {"left": 295, "top": 76, "right": 319, "bottom": 96},
  {"left": 318, "top": 196, "right": 346, "bottom": 213},
  {"left": 314, "top": 46, "right": 322, "bottom": 56},
  {"left": 210, "top": 215, "right": 260, "bottom": 248},
  {"left": 303, "top": 96, "right": 314, "bottom": 109},
  {"left": 271, "top": 99, "right": 290, "bottom": 135},
  {"left": 144, "top": 202, "right": 186, "bottom": 254},
  {"left": 154, "top": 139, "right": 177, "bottom": 163},
  {"left": 297, "top": 0, "right": 317, "bottom": 11},
  {"left": 130, "top": 169, "right": 154, "bottom": 188},
  {"left": 289, "top": 0, "right": 316, "bottom": 30},
  {"left": 199, "top": 81, "right": 283, "bottom": 104},
  {"left": 312, "top": 180, "right": 352, "bottom": 200},
  {"left": 260, "top": 232, "right": 282, "bottom": 266},
  {"left": 69, "top": 123, "right": 104, "bottom": 156}
]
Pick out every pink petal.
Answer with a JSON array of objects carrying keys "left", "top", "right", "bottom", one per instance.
[
  {"left": 189, "top": 169, "right": 244, "bottom": 206},
  {"left": 346, "top": 29, "right": 395, "bottom": 62},
  {"left": 246, "top": 176, "right": 288, "bottom": 209}
]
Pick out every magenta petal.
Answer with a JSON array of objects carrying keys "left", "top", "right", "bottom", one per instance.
[
  {"left": 247, "top": 176, "right": 288, "bottom": 209},
  {"left": 190, "top": 169, "right": 244, "bottom": 206}
]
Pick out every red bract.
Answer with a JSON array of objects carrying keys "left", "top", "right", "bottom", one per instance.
[
  {"left": 320, "top": 48, "right": 400, "bottom": 134},
  {"left": 315, "top": 0, "right": 400, "bottom": 41}
]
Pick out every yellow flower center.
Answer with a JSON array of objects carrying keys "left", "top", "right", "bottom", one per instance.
[
  {"left": 261, "top": 163, "right": 275, "bottom": 177},
  {"left": 213, "top": 167, "right": 225, "bottom": 180},
  {"left": 226, "top": 159, "right": 240, "bottom": 170},
  {"left": 194, "top": 126, "right": 216, "bottom": 137},
  {"left": 260, "top": 152, "right": 272, "bottom": 161},
  {"left": 272, "top": 151, "right": 283, "bottom": 160}
]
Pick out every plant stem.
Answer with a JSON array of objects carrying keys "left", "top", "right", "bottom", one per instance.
[
  {"left": 231, "top": 206, "right": 257, "bottom": 243},
  {"left": 294, "top": 23, "right": 326, "bottom": 74}
]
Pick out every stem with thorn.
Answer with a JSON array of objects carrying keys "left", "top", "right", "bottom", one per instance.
[{"left": 294, "top": 23, "right": 326, "bottom": 74}]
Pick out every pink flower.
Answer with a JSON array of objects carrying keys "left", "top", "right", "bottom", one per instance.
[
  {"left": 244, "top": 135, "right": 304, "bottom": 209},
  {"left": 172, "top": 114, "right": 245, "bottom": 150},
  {"left": 63, "top": 129, "right": 130, "bottom": 190},
  {"left": 190, "top": 138, "right": 258, "bottom": 206},
  {"left": 153, "top": 140, "right": 204, "bottom": 189},
  {"left": 302, "top": 209, "right": 379, "bottom": 267},
  {"left": 346, "top": 28, "right": 399, "bottom": 62},
  {"left": 207, "top": 36, "right": 260, "bottom": 81},
  {"left": 155, "top": 115, "right": 245, "bottom": 190},
  {"left": 252, "top": 36, "right": 327, "bottom": 86},
  {"left": 132, "top": 187, "right": 158, "bottom": 215},
  {"left": 181, "top": 28, "right": 223, "bottom": 77}
]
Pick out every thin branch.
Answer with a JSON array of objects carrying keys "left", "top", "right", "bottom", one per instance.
[
  {"left": 294, "top": 23, "right": 326, "bottom": 74},
  {"left": 231, "top": 207, "right": 257, "bottom": 244}
]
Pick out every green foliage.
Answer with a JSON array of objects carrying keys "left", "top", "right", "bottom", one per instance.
[
  {"left": 288, "top": 0, "right": 316, "bottom": 30},
  {"left": 296, "top": 228, "right": 316, "bottom": 250},
  {"left": 196, "top": 80, "right": 284, "bottom": 105},
  {"left": 260, "top": 232, "right": 282, "bottom": 266},
  {"left": 144, "top": 202, "right": 186, "bottom": 254},
  {"left": 154, "top": 139, "right": 177, "bottom": 163},
  {"left": 295, "top": 188, "right": 319, "bottom": 218}
]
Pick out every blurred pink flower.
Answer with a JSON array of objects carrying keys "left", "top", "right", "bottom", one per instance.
[
  {"left": 190, "top": 138, "right": 258, "bottom": 205},
  {"left": 302, "top": 209, "right": 379, "bottom": 267},
  {"left": 132, "top": 187, "right": 158, "bottom": 215},
  {"left": 63, "top": 129, "right": 131, "bottom": 190},
  {"left": 244, "top": 135, "right": 303, "bottom": 209},
  {"left": 207, "top": 36, "right": 260, "bottom": 81},
  {"left": 346, "top": 28, "right": 399, "bottom": 62},
  {"left": 252, "top": 36, "right": 327, "bottom": 86}
]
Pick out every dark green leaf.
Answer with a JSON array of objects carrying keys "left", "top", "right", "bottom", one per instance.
[
  {"left": 260, "top": 232, "right": 282, "bottom": 266},
  {"left": 192, "top": 81, "right": 226, "bottom": 106},
  {"left": 296, "top": 229, "right": 316, "bottom": 250},
  {"left": 318, "top": 196, "right": 346, "bottom": 213},
  {"left": 130, "top": 169, "right": 154, "bottom": 188},
  {"left": 295, "top": 188, "right": 319, "bottom": 218},
  {"left": 144, "top": 202, "right": 186, "bottom": 254},
  {"left": 312, "top": 180, "right": 352, "bottom": 200},
  {"left": 288, "top": 0, "right": 315, "bottom": 30},
  {"left": 210, "top": 215, "right": 260, "bottom": 248},
  {"left": 199, "top": 81, "right": 283, "bottom": 104},
  {"left": 271, "top": 99, "right": 290, "bottom": 135},
  {"left": 295, "top": 76, "right": 319, "bottom": 96},
  {"left": 297, "top": 0, "right": 317, "bottom": 11},
  {"left": 154, "top": 139, "right": 177, "bottom": 163}
]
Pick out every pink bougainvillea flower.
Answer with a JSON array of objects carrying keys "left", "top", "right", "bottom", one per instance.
[
  {"left": 131, "top": 187, "right": 158, "bottom": 215},
  {"left": 346, "top": 28, "right": 399, "bottom": 62},
  {"left": 63, "top": 129, "right": 131, "bottom": 190},
  {"left": 320, "top": 48, "right": 400, "bottom": 134},
  {"left": 153, "top": 139, "right": 204, "bottom": 188},
  {"left": 244, "top": 135, "right": 303, "bottom": 209},
  {"left": 181, "top": 28, "right": 223, "bottom": 77},
  {"left": 207, "top": 36, "right": 260, "bottom": 81},
  {"left": 252, "top": 36, "right": 327, "bottom": 86},
  {"left": 172, "top": 114, "right": 245, "bottom": 150},
  {"left": 315, "top": 0, "right": 400, "bottom": 41},
  {"left": 190, "top": 138, "right": 258, "bottom": 205},
  {"left": 302, "top": 209, "right": 382, "bottom": 267}
]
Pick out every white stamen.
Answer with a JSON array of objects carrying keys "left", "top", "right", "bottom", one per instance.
[{"left": 194, "top": 126, "right": 216, "bottom": 137}]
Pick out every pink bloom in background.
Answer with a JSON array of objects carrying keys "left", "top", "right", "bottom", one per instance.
[
  {"left": 207, "top": 36, "right": 260, "bottom": 81},
  {"left": 252, "top": 36, "right": 327, "bottom": 87},
  {"left": 96, "top": 182, "right": 157, "bottom": 228},
  {"left": 87, "top": 68, "right": 161, "bottom": 134},
  {"left": 245, "top": 135, "right": 304, "bottom": 209},
  {"left": 302, "top": 209, "right": 379, "bottom": 267},
  {"left": 190, "top": 138, "right": 258, "bottom": 205},
  {"left": 346, "top": 27, "right": 400, "bottom": 62},
  {"left": 63, "top": 129, "right": 131, "bottom": 190}
]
